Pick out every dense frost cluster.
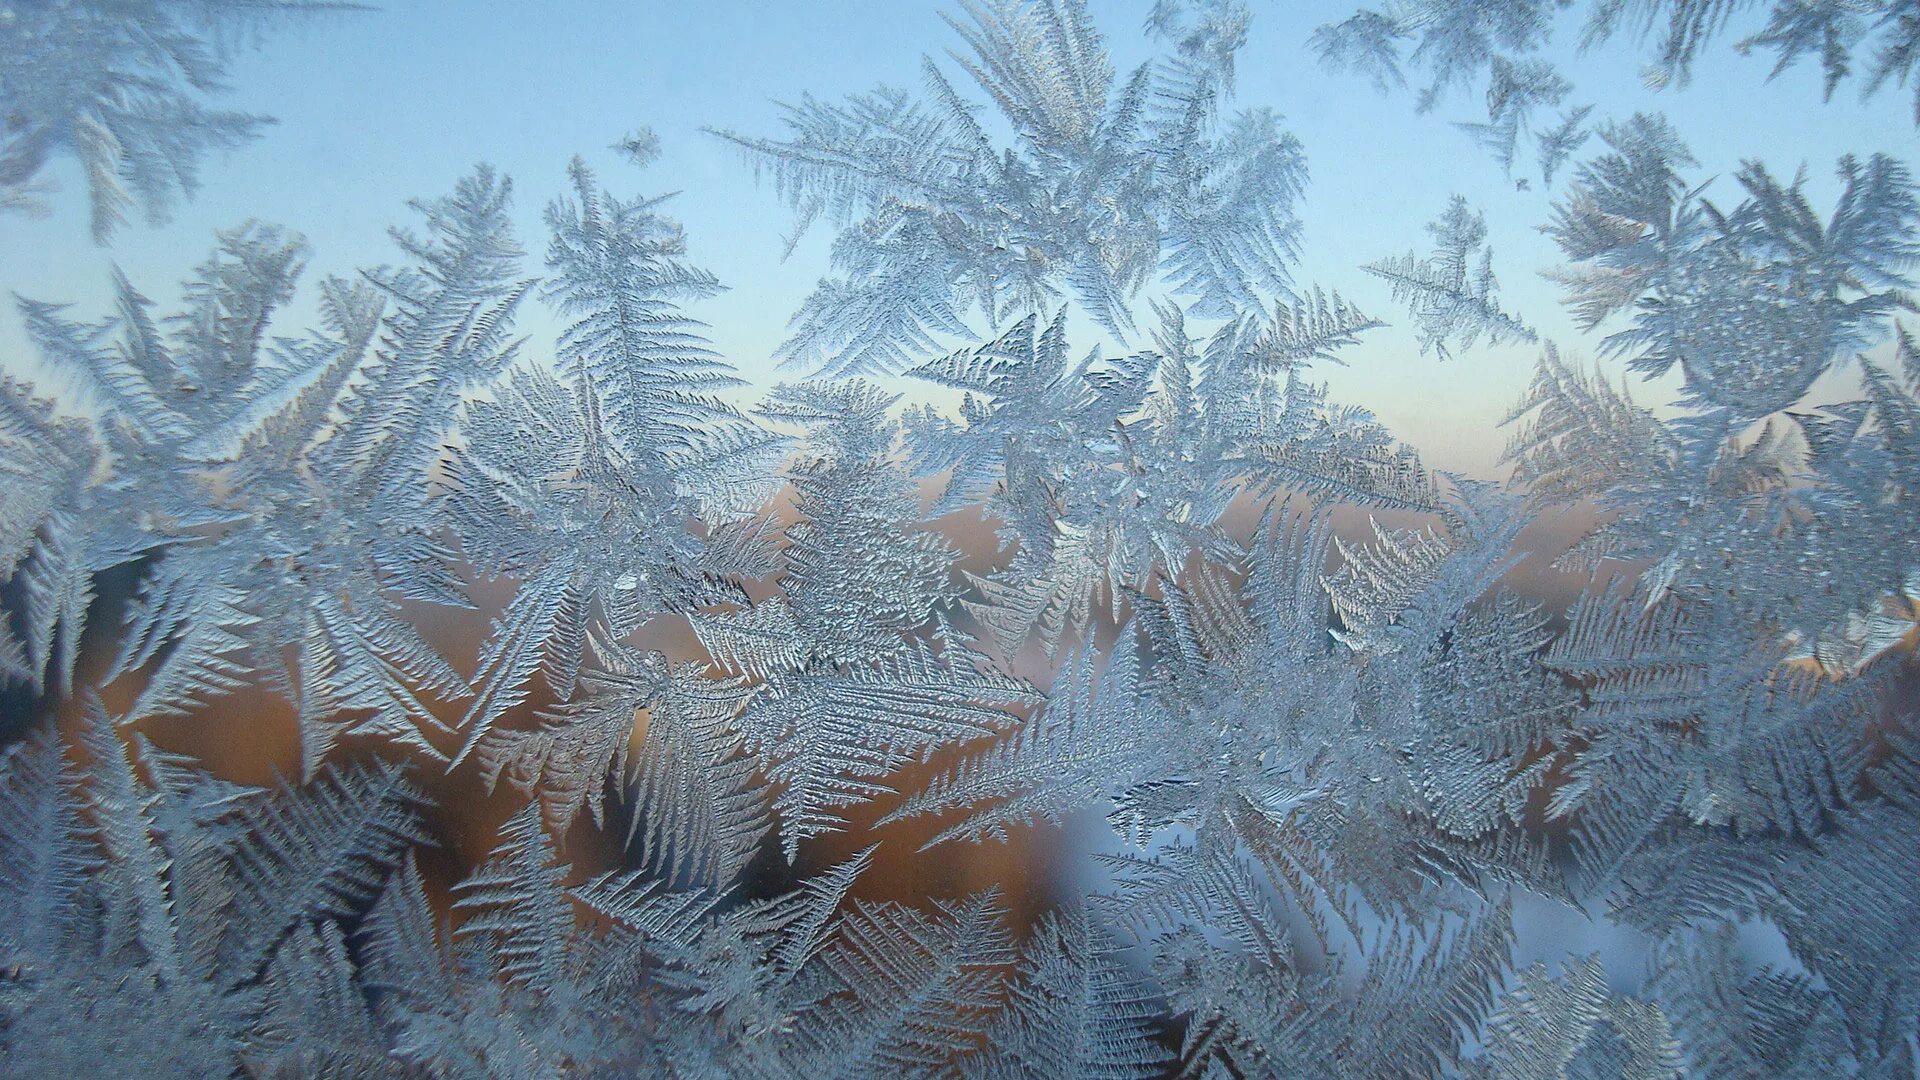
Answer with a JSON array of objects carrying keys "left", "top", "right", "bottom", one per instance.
[{"left": 2, "top": 1, "right": 1918, "bottom": 1077}]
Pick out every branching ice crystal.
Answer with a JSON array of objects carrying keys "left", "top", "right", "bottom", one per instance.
[{"left": 1, "top": 0, "right": 1917, "bottom": 1077}]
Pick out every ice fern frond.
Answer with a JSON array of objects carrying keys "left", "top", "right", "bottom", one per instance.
[
  {"left": 1467, "top": 954, "right": 1684, "bottom": 1080},
  {"left": 962, "top": 904, "right": 1174, "bottom": 1080},
  {"left": 219, "top": 759, "right": 431, "bottom": 981},
  {"left": 474, "top": 627, "right": 656, "bottom": 837},
  {"left": 729, "top": 640, "right": 1036, "bottom": 862},
  {"left": 0, "top": 726, "right": 97, "bottom": 966},
  {"left": 1502, "top": 344, "right": 1676, "bottom": 512},
  {"left": 1337, "top": 897, "right": 1516, "bottom": 1078},
  {"left": 779, "top": 889, "right": 1014, "bottom": 1079},
  {"left": 1450, "top": 57, "right": 1574, "bottom": 181},
  {"left": 327, "top": 164, "right": 533, "bottom": 506},
  {"left": 451, "top": 803, "right": 577, "bottom": 992},
  {"left": 1363, "top": 195, "right": 1536, "bottom": 360},
  {"left": 621, "top": 661, "right": 772, "bottom": 889},
  {"left": 882, "top": 632, "right": 1153, "bottom": 849},
  {"left": 0, "top": 2, "right": 367, "bottom": 242},
  {"left": 543, "top": 156, "right": 783, "bottom": 516},
  {"left": 714, "top": 0, "right": 1304, "bottom": 375}
]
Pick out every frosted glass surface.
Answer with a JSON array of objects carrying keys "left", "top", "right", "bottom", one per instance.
[{"left": 1, "top": 2, "right": 1916, "bottom": 1076}]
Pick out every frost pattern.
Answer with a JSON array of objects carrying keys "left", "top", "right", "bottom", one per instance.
[
  {"left": 1315, "top": 0, "right": 1920, "bottom": 173},
  {"left": 0, "top": 1, "right": 360, "bottom": 241},
  {"left": 2, "top": 0, "right": 1918, "bottom": 1077},
  {"left": 710, "top": 0, "right": 1306, "bottom": 375}
]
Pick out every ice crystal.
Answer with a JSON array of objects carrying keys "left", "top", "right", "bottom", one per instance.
[{"left": 2, "top": 0, "right": 1917, "bottom": 1077}]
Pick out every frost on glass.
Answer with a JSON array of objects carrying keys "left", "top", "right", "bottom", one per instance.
[{"left": 1, "top": 0, "right": 1917, "bottom": 1077}]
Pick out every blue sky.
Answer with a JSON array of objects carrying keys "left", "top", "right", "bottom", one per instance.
[{"left": 2, "top": 0, "right": 1910, "bottom": 476}]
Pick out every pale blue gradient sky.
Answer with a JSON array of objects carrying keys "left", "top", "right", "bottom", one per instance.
[{"left": 1, "top": 0, "right": 1910, "bottom": 476}]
